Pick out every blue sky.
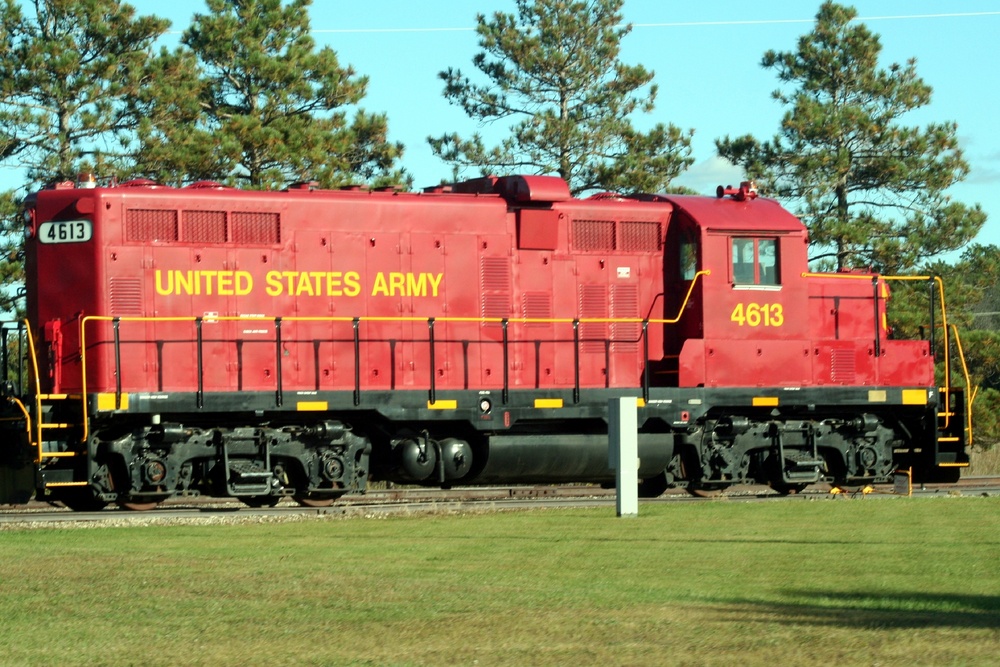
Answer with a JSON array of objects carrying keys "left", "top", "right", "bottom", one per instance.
[{"left": 73, "top": 1, "right": 1000, "bottom": 252}]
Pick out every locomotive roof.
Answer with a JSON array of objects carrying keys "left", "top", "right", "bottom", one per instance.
[
  {"left": 660, "top": 194, "right": 806, "bottom": 233},
  {"left": 32, "top": 176, "right": 807, "bottom": 238}
]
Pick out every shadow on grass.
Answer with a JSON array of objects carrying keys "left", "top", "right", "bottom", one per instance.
[{"left": 714, "top": 591, "right": 1000, "bottom": 629}]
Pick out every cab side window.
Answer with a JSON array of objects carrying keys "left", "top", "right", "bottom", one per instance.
[
  {"left": 680, "top": 233, "right": 698, "bottom": 281},
  {"left": 732, "top": 237, "right": 780, "bottom": 286}
]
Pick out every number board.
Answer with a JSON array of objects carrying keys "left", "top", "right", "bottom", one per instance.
[{"left": 38, "top": 220, "right": 93, "bottom": 244}]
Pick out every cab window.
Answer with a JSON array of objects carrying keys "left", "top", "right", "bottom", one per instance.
[
  {"left": 679, "top": 233, "right": 698, "bottom": 281},
  {"left": 732, "top": 237, "right": 780, "bottom": 286}
]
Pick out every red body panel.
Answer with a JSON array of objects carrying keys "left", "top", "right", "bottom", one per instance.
[
  {"left": 24, "top": 180, "right": 933, "bottom": 397},
  {"left": 26, "top": 183, "right": 670, "bottom": 396}
]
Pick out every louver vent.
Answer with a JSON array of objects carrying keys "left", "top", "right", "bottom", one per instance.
[
  {"left": 522, "top": 292, "right": 552, "bottom": 327},
  {"left": 611, "top": 285, "right": 639, "bottom": 352},
  {"left": 831, "top": 348, "right": 856, "bottom": 383},
  {"left": 579, "top": 284, "right": 608, "bottom": 353},
  {"left": 480, "top": 257, "right": 511, "bottom": 321},
  {"left": 109, "top": 277, "right": 143, "bottom": 315}
]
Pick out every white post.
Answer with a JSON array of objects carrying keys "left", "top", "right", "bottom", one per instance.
[{"left": 608, "top": 397, "right": 638, "bottom": 517}]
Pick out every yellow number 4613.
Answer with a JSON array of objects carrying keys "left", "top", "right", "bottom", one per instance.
[{"left": 730, "top": 302, "right": 784, "bottom": 327}]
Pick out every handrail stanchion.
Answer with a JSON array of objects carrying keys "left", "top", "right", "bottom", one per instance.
[
  {"left": 872, "top": 277, "right": 881, "bottom": 358},
  {"left": 195, "top": 317, "right": 204, "bottom": 409},
  {"left": 274, "top": 317, "right": 283, "bottom": 408},
  {"left": 573, "top": 319, "right": 580, "bottom": 404},
  {"left": 502, "top": 318, "right": 509, "bottom": 405},
  {"left": 18, "top": 321, "right": 24, "bottom": 393},
  {"left": 642, "top": 320, "right": 649, "bottom": 404},
  {"left": 928, "top": 277, "right": 936, "bottom": 356},
  {"left": 352, "top": 317, "right": 361, "bottom": 406},
  {"left": 2, "top": 325, "right": 8, "bottom": 386},
  {"left": 113, "top": 317, "right": 123, "bottom": 409},
  {"left": 428, "top": 317, "right": 436, "bottom": 405}
]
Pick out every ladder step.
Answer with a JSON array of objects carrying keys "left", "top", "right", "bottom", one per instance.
[
  {"left": 41, "top": 423, "right": 74, "bottom": 429},
  {"left": 784, "top": 458, "right": 824, "bottom": 468},
  {"left": 234, "top": 472, "right": 273, "bottom": 480}
]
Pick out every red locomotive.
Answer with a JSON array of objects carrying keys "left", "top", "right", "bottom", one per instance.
[{"left": 0, "top": 174, "right": 970, "bottom": 509}]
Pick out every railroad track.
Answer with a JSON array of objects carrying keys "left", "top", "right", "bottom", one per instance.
[{"left": 3, "top": 478, "right": 999, "bottom": 526}]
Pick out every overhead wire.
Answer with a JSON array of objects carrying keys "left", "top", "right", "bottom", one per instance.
[{"left": 305, "top": 11, "right": 1000, "bottom": 34}]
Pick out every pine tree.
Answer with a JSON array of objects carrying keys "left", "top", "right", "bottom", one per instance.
[
  {"left": 0, "top": 0, "right": 169, "bottom": 316},
  {"left": 135, "top": 0, "right": 406, "bottom": 190},
  {"left": 0, "top": 0, "right": 169, "bottom": 184},
  {"left": 428, "top": 0, "right": 692, "bottom": 196},
  {"left": 716, "top": 1, "right": 985, "bottom": 273}
]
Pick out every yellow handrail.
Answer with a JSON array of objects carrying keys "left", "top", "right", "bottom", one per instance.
[
  {"left": 950, "top": 324, "right": 974, "bottom": 448},
  {"left": 4, "top": 395, "right": 36, "bottom": 464},
  {"left": 0, "top": 319, "right": 65, "bottom": 464},
  {"left": 77, "top": 269, "right": 712, "bottom": 442},
  {"left": 804, "top": 273, "right": 955, "bottom": 428},
  {"left": 881, "top": 276, "right": 951, "bottom": 428},
  {"left": 22, "top": 321, "right": 49, "bottom": 463}
]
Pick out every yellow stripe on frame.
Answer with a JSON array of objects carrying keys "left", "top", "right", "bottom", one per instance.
[
  {"left": 868, "top": 390, "right": 887, "bottom": 403},
  {"left": 96, "top": 393, "right": 128, "bottom": 411},
  {"left": 534, "top": 398, "right": 564, "bottom": 409},
  {"left": 297, "top": 401, "right": 329, "bottom": 411},
  {"left": 427, "top": 400, "right": 458, "bottom": 410},
  {"left": 902, "top": 389, "right": 928, "bottom": 405},
  {"left": 752, "top": 397, "right": 779, "bottom": 407}
]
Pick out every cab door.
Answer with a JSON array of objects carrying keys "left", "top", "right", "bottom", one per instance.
[{"left": 699, "top": 231, "right": 810, "bottom": 387}]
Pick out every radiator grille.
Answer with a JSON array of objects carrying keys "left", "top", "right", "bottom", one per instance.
[
  {"left": 126, "top": 208, "right": 280, "bottom": 244},
  {"left": 231, "top": 211, "right": 280, "bottom": 244},
  {"left": 619, "top": 221, "right": 661, "bottom": 252},
  {"left": 572, "top": 220, "right": 615, "bottom": 251},
  {"left": 125, "top": 209, "right": 178, "bottom": 242},
  {"left": 182, "top": 210, "right": 227, "bottom": 243}
]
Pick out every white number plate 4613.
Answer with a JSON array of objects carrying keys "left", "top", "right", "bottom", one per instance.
[{"left": 38, "top": 219, "right": 92, "bottom": 244}]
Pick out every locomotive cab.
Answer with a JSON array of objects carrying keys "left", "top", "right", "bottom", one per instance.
[{"left": 663, "top": 189, "right": 811, "bottom": 388}]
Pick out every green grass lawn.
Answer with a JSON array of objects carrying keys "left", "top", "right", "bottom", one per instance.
[{"left": 2, "top": 496, "right": 999, "bottom": 666}]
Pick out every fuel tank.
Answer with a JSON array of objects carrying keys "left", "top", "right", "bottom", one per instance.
[{"left": 472, "top": 434, "right": 674, "bottom": 484}]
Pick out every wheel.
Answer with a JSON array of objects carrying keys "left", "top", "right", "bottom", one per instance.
[
  {"left": 685, "top": 484, "right": 726, "bottom": 498},
  {"left": 117, "top": 494, "right": 170, "bottom": 511},
  {"left": 55, "top": 489, "right": 108, "bottom": 512},
  {"left": 919, "top": 465, "right": 962, "bottom": 484},
  {"left": 238, "top": 495, "right": 281, "bottom": 508},
  {"left": 679, "top": 447, "right": 727, "bottom": 498},
  {"left": 770, "top": 483, "right": 808, "bottom": 496},
  {"left": 638, "top": 472, "right": 669, "bottom": 498},
  {"left": 293, "top": 492, "right": 343, "bottom": 508},
  {"left": 117, "top": 500, "right": 160, "bottom": 511}
]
